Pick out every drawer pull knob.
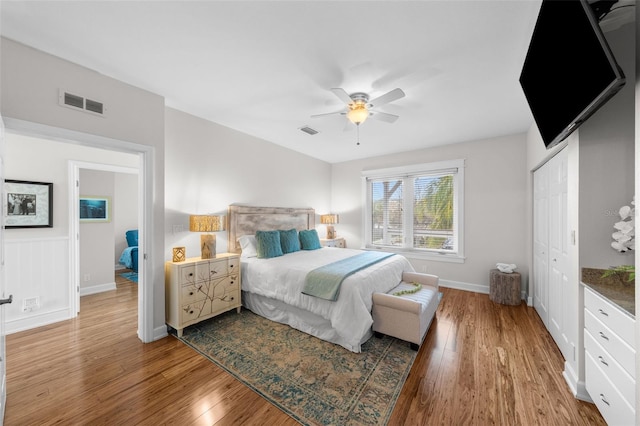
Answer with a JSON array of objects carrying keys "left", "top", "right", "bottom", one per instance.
[
  {"left": 598, "top": 356, "right": 609, "bottom": 367},
  {"left": 598, "top": 309, "right": 609, "bottom": 317},
  {"left": 230, "top": 265, "right": 234, "bottom": 268},
  {"left": 600, "top": 394, "right": 610, "bottom": 406},
  {"left": 189, "top": 291, "right": 194, "bottom": 296},
  {"left": 189, "top": 310, "right": 194, "bottom": 314},
  {"left": 599, "top": 332, "right": 609, "bottom": 341},
  {"left": 188, "top": 273, "right": 193, "bottom": 277}
]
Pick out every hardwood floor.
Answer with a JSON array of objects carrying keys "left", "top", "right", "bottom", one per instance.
[{"left": 4, "top": 277, "right": 605, "bottom": 425}]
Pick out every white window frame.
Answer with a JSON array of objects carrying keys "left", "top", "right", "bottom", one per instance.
[{"left": 361, "top": 159, "right": 465, "bottom": 263}]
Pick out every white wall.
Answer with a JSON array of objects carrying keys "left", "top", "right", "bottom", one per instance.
[
  {"left": 114, "top": 173, "right": 139, "bottom": 267},
  {"left": 331, "top": 133, "right": 528, "bottom": 294},
  {"left": 79, "top": 169, "right": 116, "bottom": 293},
  {"left": 578, "top": 21, "right": 636, "bottom": 270},
  {"left": 164, "top": 108, "right": 333, "bottom": 261},
  {"left": 1, "top": 37, "right": 166, "bottom": 338}
]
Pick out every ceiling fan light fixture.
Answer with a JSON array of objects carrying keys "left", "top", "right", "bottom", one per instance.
[{"left": 347, "top": 103, "right": 369, "bottom": 125}]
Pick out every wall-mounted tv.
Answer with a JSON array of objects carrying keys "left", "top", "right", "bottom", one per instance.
[{"left": 519, "top": 0, "right": 625, "bottom": 149}]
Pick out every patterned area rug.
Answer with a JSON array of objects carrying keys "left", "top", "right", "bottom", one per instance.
[
  {"left": 119, "top": 271, "right": 138, "bottom": 283},
  {"left": 179, "top": 309, "right": 417, "bottom": 425}
]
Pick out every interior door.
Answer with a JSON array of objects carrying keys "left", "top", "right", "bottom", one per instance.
[{"left": 533, "top": 163, "right": 549, "bottom": 326}]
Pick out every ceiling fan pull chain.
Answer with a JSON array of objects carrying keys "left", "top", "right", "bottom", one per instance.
[{"left": 356, "top": 124, "right": 360, "bottom": 145}]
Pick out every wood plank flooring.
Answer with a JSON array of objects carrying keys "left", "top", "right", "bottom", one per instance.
[{"left": 4, "top": 275, "right": 605, "bottom": 425}]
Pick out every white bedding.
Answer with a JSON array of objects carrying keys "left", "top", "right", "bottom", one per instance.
[{"left": 241, "top": 247, "right": 413, "bottom": 352}]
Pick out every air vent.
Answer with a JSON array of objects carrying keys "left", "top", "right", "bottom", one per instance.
[
  {"left": 299, "top": 126, "right": 319, "bottom": 136},
  {"left": 64, "top": 92, "right": 84, "bottom": 109},
  {"left": 59, "top": 89, "right": 106, "bottom": 117},
  {"left": 85, "top": 99, "right": 104, "bottom": 114}
]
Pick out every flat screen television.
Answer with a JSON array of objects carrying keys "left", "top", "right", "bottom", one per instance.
[{"left": 519, "top": 0, "right": 625, "bottom": 149}]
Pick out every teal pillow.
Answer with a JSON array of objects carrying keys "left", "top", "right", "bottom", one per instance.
[
  {"left": 255, "top": 230, "right": 283, "bottom": 259},
  {"left": 299, "top": 229, "right": 322, "bottom": 250},
  {"left": 279, "top": 229, "right": 300, "bottom": 254}
]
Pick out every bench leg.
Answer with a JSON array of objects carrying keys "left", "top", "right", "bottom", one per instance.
[
  {"left": 410, "top": 342, "right": 419, "bottom": 351},
  {"left": 374, "top": 331, "right": 383, "bottom": 338}
]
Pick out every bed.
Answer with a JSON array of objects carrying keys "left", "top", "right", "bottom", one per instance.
[
  {"left": 228, "top": 205, "right": 414, "bottom": 353},
  {"left": 118, "top": 229, "right": 138, "bottom": 273}
]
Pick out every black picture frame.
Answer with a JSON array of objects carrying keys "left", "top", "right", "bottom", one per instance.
[{"left": 4, "top": 179, "right": 53, "bottom": 228}]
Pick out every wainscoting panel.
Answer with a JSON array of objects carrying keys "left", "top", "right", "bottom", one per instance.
[{"left": 4, "top": 237, "right": 72, "bottom": 334}]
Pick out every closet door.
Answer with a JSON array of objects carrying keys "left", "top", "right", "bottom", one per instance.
[
  {"left": 533, "top": 148, "right": 569, "bottom": 359},
  {"left": 547, "top": 150, "right": 570, "bottom": 360},
  {"left": 533, "top": 163, "right": 549, "bottom": 326}
]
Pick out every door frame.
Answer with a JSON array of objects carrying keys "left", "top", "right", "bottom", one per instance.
[{"left": 3, "top": 117, "right": 155, "bottom": 343}]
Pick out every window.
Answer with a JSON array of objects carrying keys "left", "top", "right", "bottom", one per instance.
[{"left": 362, "top": 159, "right": 464, "bottom": 262}]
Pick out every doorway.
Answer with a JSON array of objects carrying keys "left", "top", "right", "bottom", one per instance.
[{"left": 3, "top": 118, "right": 155, "bottom": 342}]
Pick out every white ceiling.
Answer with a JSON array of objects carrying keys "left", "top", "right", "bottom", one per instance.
[{"left": 0, "top": 1, "right": 543, "bottom": 163}]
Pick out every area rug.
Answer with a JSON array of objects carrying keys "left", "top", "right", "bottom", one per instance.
[
  {"left": 119, "top": 271, "right": 138, "bottom": 283},
  {"left": 179, "top": 309, "right": 417, "bottom": 425}
]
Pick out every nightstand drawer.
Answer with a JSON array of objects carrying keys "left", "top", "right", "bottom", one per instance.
[
  {"left": 585, "top": 309, "right": 635, "bottom": 376},
  {"left": 585, "top": 287, "right": 634, "bottom": 346}
]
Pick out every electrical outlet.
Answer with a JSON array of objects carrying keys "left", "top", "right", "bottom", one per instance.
[
  {"left": 173, "top": 224, "right": 185, "bottom": 233},
  {"left": 22, "top": 297, "right": 39, "bottom": 312},
  {"left": 84, "top": 274, "right": 91, "bottom": 282}
]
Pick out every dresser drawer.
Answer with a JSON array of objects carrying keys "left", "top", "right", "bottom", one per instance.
[
  {"left": 181, "top": 298, "right": 211, "bottom": 323},
  {"left": 585, "top": 309, "right": 636, "bottom": 376},
  {"left": 585, "top": 287, "right": 635, "bottom": 347},
  {"left": 181, "top": 282, "right": 206, "bottom": 304},
  {"left": 585, "top": 329, "right": 635, "bottom": 401},
  {"left": 177, "top": 265, "right": 196, "bottom": 285},
  {"left": 195, "top": 258, "right": 228, "bottom": 281},
  {"left": 586, "top": 350, "right": 635, "bottom": 426}
]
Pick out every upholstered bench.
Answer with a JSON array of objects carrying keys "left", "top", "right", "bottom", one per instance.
[{"left": 372, "top": 272, "right": 440, "bottom": 350}]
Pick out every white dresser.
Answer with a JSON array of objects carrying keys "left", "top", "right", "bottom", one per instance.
[
  {"left": 584, "top": 285, "right": 635, "bottom": 425},
  {"left": 165, "top": 253, "right": 241, "bottom": 337}
]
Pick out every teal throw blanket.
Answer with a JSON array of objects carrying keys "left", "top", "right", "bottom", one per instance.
[{"left": 302, "top": 251, "right": 395, "bottom": 301}]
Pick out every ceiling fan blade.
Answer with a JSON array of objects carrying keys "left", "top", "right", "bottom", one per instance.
[
  {"left": 311, "top": 110, "right": 345, "bottom": 118},
  {"left": 331, "top": 88, "right": 354, "bottom": 105},
  {"left": 371, "top": 111, "right": 399, "bottom": 123},
  {"left": 368, "top": 88, "right": 405, "bottom": 108}
]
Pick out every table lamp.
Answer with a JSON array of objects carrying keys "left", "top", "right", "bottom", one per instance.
[
  {"left": 189, "top": 215, "right": 226, "bottom": 259},
  {"left": 320, "top": 214, "right": 339, "bottom": 239}
]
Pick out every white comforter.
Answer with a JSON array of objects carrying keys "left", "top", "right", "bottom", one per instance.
[{"left": 241, "top": 247, "right": 413, "bottom": 351}]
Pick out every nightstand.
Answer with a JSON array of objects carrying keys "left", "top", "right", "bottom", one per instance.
[
  {"left": 320, "top": 237, "right": 346, "bottom": 248},
  {"left": 165, "top": 253, "right": 241, "bottom": 337}
]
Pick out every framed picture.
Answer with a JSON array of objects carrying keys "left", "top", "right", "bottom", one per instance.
[
  {"left": 4, "top": 180, "right": 53, "bottom": 229},
  {"left": 79, "top": 196, "right": 111, "bottom": 223}
]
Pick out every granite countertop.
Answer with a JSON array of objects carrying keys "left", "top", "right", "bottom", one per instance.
[{"left": 582, "top": 267, "right": 635, "bottom": 317}]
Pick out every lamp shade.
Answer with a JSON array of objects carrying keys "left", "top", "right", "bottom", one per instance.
[
  {"left": 320, "top": 214, "right": 339, "bottom": 225},
  {"left": 189, "top": 215, "right": 226, "bottom": 232}
]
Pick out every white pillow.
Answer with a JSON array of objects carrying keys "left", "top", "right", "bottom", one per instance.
[{"left": 238, "top": 235, "right": 257, "bottom": 258}]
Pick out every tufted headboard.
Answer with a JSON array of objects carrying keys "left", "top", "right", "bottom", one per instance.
[{"left": 227, "top": 205, "right": 315, "bottom": 254}]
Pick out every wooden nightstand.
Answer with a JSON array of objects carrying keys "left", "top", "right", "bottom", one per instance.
[
  {"left": 320, "top": 237, "right": 346, "bottom": 248},
  {"left": 165, "top": 253, "right": 240, "bottom": 337}
]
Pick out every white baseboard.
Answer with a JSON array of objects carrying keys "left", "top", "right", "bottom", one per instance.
[
  {"left": 152, "top": 325, "right": 169, "bottom": 342},
  {"left": 439, "top": 278, "right": 489, "bottom": 294},
  {"left": 6, "top": 307, "right": 73, "bottom": 335},
  {"left": 80, "top": 282, "right": 117, "bottom": 296}
]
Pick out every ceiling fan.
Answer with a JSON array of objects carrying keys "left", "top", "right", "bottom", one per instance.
[{"left": 312, "top": 87, "right": 406, "bottom": 126}]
